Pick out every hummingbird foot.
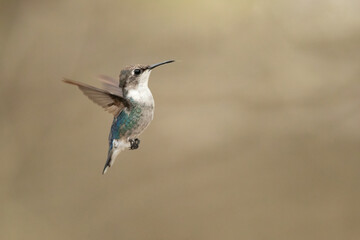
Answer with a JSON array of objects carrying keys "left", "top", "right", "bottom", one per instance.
[{"left": 129, "top": 138, "right": 140, "bottom": 150}]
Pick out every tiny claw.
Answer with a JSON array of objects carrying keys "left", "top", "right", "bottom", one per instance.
[{"left": 129, "top": 138, "right": 140, "bottom": 150}]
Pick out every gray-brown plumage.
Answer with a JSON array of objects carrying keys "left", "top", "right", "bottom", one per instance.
[
  {"left": 63, "top": 78, "right": 129, "bottom": 116},
  {"left": 63, "top": 60, "right": 174, "bottom": 174}
]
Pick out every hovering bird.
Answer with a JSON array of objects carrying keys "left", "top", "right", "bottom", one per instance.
[{"left": 63, "top": 60, "right": 174, "bottom": 174}]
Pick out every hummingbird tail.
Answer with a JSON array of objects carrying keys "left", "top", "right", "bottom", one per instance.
[
  {"left": 102, "top": 149, "right": 118, "bottom": 175},
  {"left": 102, "top": 154, "right": 112, "bottom": 175},
  {"left": 102, "top": 139, "right": 129, "bottom": 174}
]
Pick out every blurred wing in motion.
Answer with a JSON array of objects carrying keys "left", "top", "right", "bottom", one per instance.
[
  {"left": 97, "top": 75, "right": 123, "bottom": 97},
  {"left": 63, "top": 78, "right": 130, "bottom": 116}
]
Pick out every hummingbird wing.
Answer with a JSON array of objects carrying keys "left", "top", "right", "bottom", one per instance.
[
  {"left": 97, "top": 75, "right": 123, "bottom": 97},
  {"left": 63, "top": 78, "right": 130, "bottom": 116}
]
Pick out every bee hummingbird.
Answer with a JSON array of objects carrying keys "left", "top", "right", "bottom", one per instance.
[{"left": 63, "top": 60, "right": 174, "bottom": 174}]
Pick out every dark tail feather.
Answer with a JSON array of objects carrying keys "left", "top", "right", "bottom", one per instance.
[
  {"left": 102, "top": 148, "right": 113, "bottom": 175},
  {"left": 102, "top": 163, "right": 110, "bottom": 175}
]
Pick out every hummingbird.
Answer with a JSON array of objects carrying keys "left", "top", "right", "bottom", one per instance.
[{"left": 63, "top": 60, "right": 174, "bottom": 174}]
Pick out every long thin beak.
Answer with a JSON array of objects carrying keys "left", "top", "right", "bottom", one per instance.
[{"left": 148, "top": 60, "right": 175, "bottom": 70}]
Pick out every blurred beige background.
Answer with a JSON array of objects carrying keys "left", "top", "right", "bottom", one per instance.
[{"left": 1, "top": 0, "right": 360, "bottom": 239}]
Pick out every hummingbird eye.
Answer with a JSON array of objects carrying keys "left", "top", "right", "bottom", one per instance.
[{"left": 133, "top": 69, "right": 141, "bottom": 75}]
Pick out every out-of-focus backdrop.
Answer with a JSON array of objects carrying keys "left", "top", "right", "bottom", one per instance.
[{"left": 1, "top": 0, "right": 360, "bottom": 239}]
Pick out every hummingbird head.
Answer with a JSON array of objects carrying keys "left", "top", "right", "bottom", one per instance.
[{"left": 119, "top": 60, "right": 174, "bottom": 91}]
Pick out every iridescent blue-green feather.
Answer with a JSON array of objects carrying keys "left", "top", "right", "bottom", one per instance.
[{"left": 108, "top": 101, "right": 143, "bottom": 146}]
